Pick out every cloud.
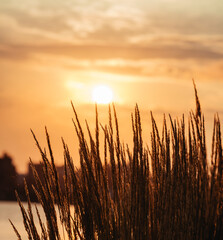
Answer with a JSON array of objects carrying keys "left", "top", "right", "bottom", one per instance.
[
  {"left": 1, "top": 0, "right": 223, "bottom": 46},
  {"left": 1, "top": 34, "right": 223, "bottom": 60},
  {"left": 1, "top": 0, "right": 223, "bottom": 84}
]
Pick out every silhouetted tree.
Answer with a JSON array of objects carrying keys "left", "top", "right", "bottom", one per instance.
[{"left": 0, "top": 153, "right": 17, "bottom": 200}]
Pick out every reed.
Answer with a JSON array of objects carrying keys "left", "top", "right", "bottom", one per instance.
[{"left": 11, "top": 83, "right": 223, "bottom": 239}]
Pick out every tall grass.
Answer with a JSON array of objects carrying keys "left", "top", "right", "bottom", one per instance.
[{"left": 11, "top": 83, "right": 222, "bottom": 239}]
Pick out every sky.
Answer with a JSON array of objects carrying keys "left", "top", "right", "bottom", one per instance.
[{"left": 1, "top": 0, "right": 223, "bottom": 173}]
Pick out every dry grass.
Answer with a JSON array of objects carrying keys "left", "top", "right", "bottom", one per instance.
[{"left": 11, "top": 84, "right": 223, "bottom": 239}]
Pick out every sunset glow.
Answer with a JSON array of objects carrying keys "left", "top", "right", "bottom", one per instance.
[
  {"left": 0, "top": 0, "right": 223, "bottom": 174},
  {"left": 92, "top": 85, "right": 114, "bottom": 104}
]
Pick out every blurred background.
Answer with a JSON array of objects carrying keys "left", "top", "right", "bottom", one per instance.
[{"left": 0, "top": 0, "right": 223, "bottom": 177}]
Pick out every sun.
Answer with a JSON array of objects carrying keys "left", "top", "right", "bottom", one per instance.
[{"left": 92, "top": 85, "right": 114, "bottom": 104}]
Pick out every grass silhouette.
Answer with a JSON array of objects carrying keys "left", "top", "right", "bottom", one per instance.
[{"left": 11, "top": 83, "right": 223, "bottom": 239}]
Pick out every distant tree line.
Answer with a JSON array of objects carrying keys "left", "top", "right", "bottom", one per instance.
[{"left": 0, "top": 153, "right": 65, "bottom": 202}]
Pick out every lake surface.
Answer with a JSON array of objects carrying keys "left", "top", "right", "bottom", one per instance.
[{"left": 0, "top": 201, "right": 44, "bottom": 240}]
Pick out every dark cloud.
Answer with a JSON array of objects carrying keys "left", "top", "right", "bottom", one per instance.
[
  {"left": 1, "top": 42, "right": 222, "bottom": 61},
  {"left": 0, "top": 45, "right": 30, "bottom": 60}
]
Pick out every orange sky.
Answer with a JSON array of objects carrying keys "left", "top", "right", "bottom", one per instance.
[{"left": 1, "top": 0, "right": 223, "bottom": 173}]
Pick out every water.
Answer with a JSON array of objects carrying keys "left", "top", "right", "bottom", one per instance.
[{"left": 0, "top": 201, "right": 44, "bottom": 240}]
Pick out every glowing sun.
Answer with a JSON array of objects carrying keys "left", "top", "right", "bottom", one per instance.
[{"left": 92, "top": 85, "right": 114, "bottom": 104}]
